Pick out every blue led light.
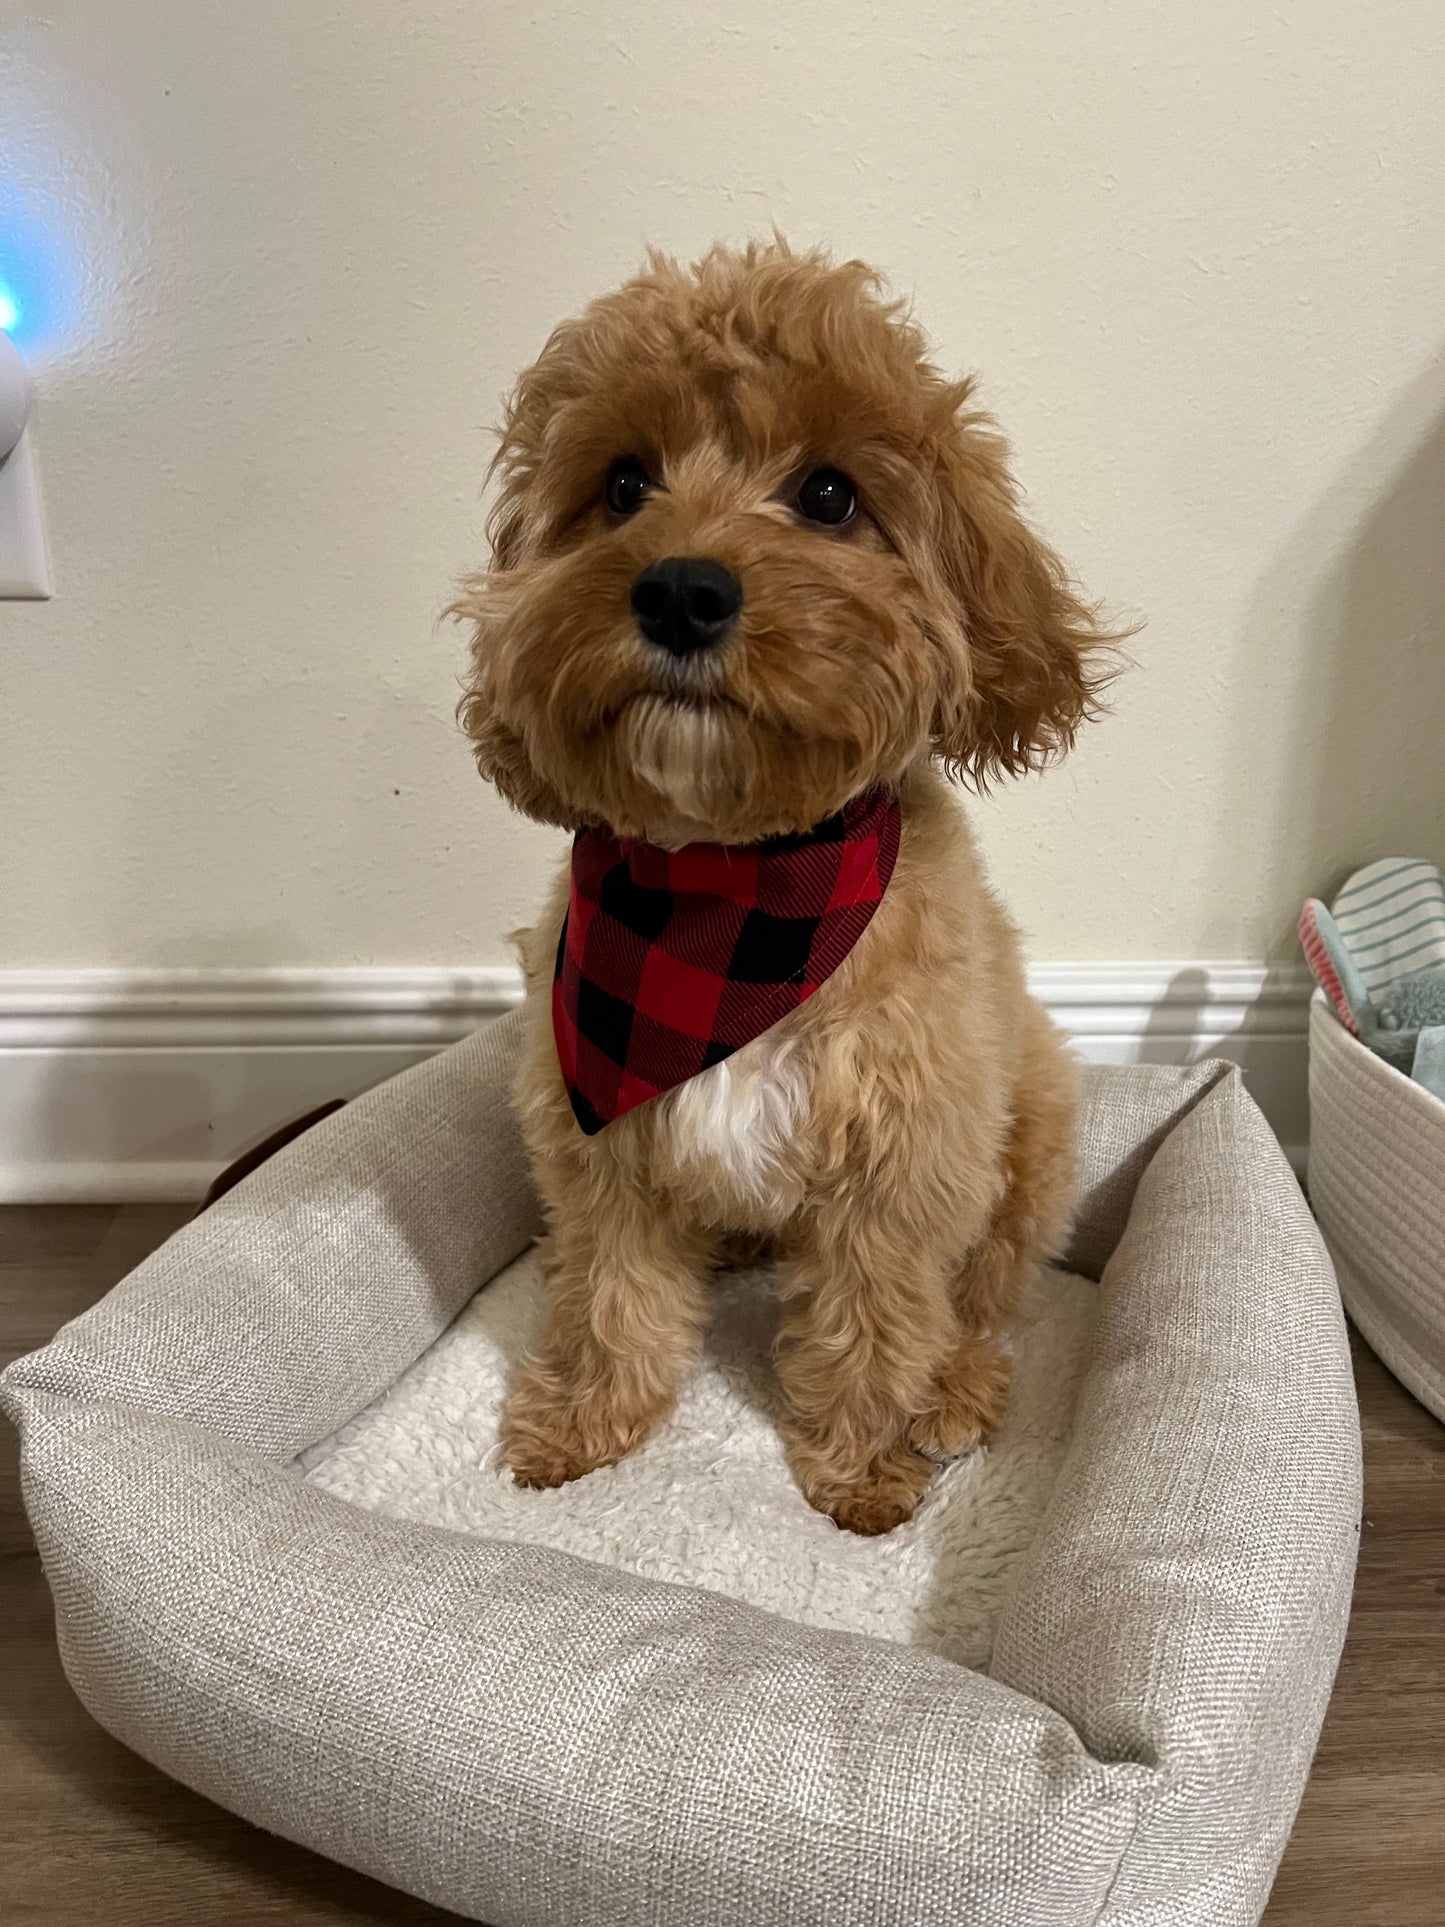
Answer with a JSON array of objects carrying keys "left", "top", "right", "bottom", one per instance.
[
  {"left": 2, "top": 169, "right": 110, "bottom": 353},
  {"left": 0, "top": 190, "right": 75, "bottom": 352}
]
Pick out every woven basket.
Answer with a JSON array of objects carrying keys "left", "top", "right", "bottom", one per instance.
[{"left": 1309, "top": 991, "right": 1445, "bottom": 1420}]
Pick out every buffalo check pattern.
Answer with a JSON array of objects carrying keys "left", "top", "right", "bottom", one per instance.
[{"left": 553, "top": 785, "right": 902, "bottom": 1133}]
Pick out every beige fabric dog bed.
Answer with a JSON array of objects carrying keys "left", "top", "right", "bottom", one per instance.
[{"left": 3, "top": 1012, "right": 1360, "bottom": 1927}]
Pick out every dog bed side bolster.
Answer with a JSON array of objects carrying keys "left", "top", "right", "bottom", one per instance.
[{"left": 0, "top": 1012, "right": 543, "bottom": 1459}]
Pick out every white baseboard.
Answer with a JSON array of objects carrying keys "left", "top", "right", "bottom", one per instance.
[{"left": 0, "top": 962, "right": 1312, "bottom": 1202}]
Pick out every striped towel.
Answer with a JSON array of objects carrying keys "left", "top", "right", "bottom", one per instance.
[{"left": 1329, "top": 859, "right": 1445, "bottom": 996}]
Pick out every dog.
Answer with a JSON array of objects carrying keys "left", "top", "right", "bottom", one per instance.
[{"left": 454, "top": 240, "right": 1117, "bottom": 1536}]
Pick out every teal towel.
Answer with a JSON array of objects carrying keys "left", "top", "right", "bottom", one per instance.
[{"left": 1412, "top": 1026, "right": 1445, "bottom": 1103}]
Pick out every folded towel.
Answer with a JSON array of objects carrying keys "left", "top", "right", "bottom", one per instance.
[
  {"left": 1299, "top": 897, "right": 1369, "bottom": 1035},
  {"left": 1300, "top": 858, "right": 1445, "bottom": 1102},
  {"left": 1329, "top": 858, "right": 1445, "bottom": 992},
  {"left": 1413, "top": 1026, "right": 1445, "bottom": 1101}
]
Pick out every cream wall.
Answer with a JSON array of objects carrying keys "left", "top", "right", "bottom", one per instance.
[{"left": 2, "top": 1, "right": 1442, "bottom": 971}]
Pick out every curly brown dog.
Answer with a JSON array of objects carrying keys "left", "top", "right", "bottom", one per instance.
[{"left": 454, "top": 240, "right": 1118, "bottom": 1535}]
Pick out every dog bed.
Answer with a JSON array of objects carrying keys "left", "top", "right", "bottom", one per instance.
[{"left": 3, "top": 1012, "right": 1360, "bottom": 1927}]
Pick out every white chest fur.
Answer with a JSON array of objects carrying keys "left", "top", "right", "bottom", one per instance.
[{"left": 655, "top": 1028, "right": 811, "bottom": 1221}]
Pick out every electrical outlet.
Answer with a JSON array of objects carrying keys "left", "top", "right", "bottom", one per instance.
[
  {"left": 0, "top": 328, "right": 52, "bottom": 599},
  {"left": 0, "top": 431, "right": 51, "bottom": 598}
]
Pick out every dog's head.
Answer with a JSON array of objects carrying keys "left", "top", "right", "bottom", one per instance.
[{"left": 456, "top": 241, "right": 1117, "bottom": 844}]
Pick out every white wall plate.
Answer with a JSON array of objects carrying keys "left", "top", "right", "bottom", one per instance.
[{"left": 0, "top": 428, "right": 52, "bottom": 598}]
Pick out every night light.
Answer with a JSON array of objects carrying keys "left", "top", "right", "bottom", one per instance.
[
  {"left": 0, "top": 283, "right": 18, "bottom": 335},
  {"left": 0, "top": 317, "right": 49, "bottom": 597},
  {"left": 0, "top": 324, "right": 31, "bottom": 459}
]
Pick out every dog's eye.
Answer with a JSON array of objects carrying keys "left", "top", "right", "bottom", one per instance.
[
  {"left": 796, "top": 467, "right": 857, "bottom": 527},
  {"left": 605, "top": 457, "right": 653, "bottom": 517}
]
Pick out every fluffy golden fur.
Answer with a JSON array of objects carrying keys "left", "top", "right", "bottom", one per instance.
[{"left": 454, "top": 240, "right": 1118, "bottom": 1534}]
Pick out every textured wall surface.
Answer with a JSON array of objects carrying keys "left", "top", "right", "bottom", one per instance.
[{"left": 2, "top": 2, "right": 1442, "bottom": 968}]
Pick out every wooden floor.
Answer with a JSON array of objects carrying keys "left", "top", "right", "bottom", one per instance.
[{"left": 2, "top": 1206, "right": 1442, "bottom": 1926}]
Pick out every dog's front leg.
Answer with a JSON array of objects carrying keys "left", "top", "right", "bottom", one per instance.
[
  {"left": 501, "top": 1190, "right": 711, "bottom": 1490},
  {"left": 776, "top": 1204, "right": 961, "bottom": 1537}
]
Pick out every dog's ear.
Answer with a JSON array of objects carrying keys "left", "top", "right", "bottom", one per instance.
[
  {"left": 485, "top": 491, "right": 527, "bottom": 574},
  {"left": 449, "top": 375, "right": 578, "bottom": 828},
  {"left": 455, "top": 653, "right": 575, "bottom": 830},
  {"left": 482, "top": 371, "right": 547, "bottom": 574},
  {"left": 452, "top": 565, "right": 576, "bottom": 829},
  {"left": 928, "top": 387, "right": 1119, "bottom": 785}
]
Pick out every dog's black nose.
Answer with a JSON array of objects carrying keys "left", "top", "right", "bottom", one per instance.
[{"left": 630, "top": 557, "right": 742, "bottom": 656}]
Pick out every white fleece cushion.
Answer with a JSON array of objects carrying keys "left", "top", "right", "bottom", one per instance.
[{"left": 298, "top": 1256, "right": 1096, "bottom": 1670}]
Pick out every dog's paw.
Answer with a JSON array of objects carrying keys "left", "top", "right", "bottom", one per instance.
[
  {"left": 499, "top": 1376, "right": 602, "bottom": 1489},
  {"left": 501, "top": 1402, "right": 635, "bottom": 1489},
  {"left": 826, "top": 1484, "right": 922, "bottom": 1538},
  {"left": 500, "top": 1422, "right": 599, "bottom": 1491},
  {"left": 907, "top": 1404, "right": 984, "bottom": 1464},
  {"left": 500, "top": 1369, "right": 666, "bottom": 1490},
  {"left": 793, "top": 1440, "right": 935, "bottom": 1537},
  {"left": 908, "top": 1336, "right": 1011, "bottom": 1462}
]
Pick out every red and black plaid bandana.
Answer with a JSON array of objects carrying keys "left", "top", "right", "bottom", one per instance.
[{"left": 553, "top": 785, "right": 902, "bottom": 1133}]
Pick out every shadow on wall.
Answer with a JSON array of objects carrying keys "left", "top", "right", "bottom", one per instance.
[
  {"left": 1133, "top": 965, "right": 1309, "bottom": 1162},
  {"left": 1136, "top": 967, "right": 1210, "bottom": 1066},
  {"left": 1210, "top": 357, "right": 1445, "bottom": 960}
]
